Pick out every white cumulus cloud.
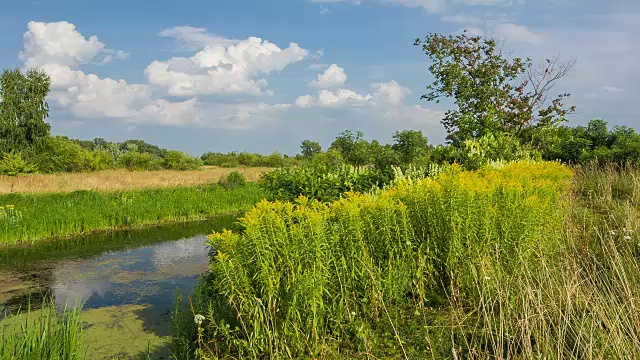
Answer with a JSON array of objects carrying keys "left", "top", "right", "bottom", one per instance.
[
  {"left": 309, "top": 64, "right": 348, "bottom": 88},
  {"left": 147, "top": 32, "right": 309, "bottom": 96},
  {"left": 20, "top": 21, "right": 199, "bottom": 125}
]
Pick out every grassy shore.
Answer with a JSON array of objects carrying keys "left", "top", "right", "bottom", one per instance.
[
  {"left": 0, "top": 183, "right": 266, "bottom": 245},
  {"left": 177, "top": 162, "right": 640, "bottom": 358},
  {"left": 0, "top": 166, "right": 269, "bottom": 195}
]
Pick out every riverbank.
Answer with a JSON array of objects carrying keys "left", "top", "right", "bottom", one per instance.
[{"left": 0, "top": 184, "right": 265, "bottom": 245}]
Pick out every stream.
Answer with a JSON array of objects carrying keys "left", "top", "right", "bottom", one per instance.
[{"left": 0, "top": 215, "right": 239, "bottom": 359}]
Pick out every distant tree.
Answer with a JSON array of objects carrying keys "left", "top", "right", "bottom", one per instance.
[
  {"left": 0, "top": 68, "right": 51, "bottom": 153},
  {"left": 300, "top": 140, "right": 322, "bottom": 159},
  {"left": 120, "top": 139, "right": 167, "bottom": 158},
  {"left": 392, "top": 130, "right": 429, "bottom": 164},
  {"left": 414, "top": 30, "right": 575, "bottom": 146},
  {"left": 330, "top": 130, "right": 371, "bottom": 166}
]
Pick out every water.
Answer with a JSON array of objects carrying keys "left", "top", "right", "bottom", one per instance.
[{"left": 0, "top": 215, "right": 239, "bottom": 359}]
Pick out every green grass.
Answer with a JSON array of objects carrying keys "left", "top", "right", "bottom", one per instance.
[
  {"left": 0, "top": 183, "right": 265, "bottom": 245},
  {"left": 0, "top": 300, "right": 83, "bottom": 360}
]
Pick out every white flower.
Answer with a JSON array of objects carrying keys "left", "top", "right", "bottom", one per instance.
[
  {"left": 194, "top": 314, "right": 205, "bottom": 326},
  {"left": 624, "top": 236, "right": 632, "bottom": 241}
]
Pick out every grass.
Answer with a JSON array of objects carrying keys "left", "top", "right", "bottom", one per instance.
[
  {"left": 0, "top": 183, "right": 266, "bottom": 245},
  {"left": 177, "top": 161, "right": 640, "bottom": 359},
  {"left": 0, "top": 300, "right": 83, "bottom": 360},
  {"left": 0, "top": 166, "right": 269, "bottom": 195}
]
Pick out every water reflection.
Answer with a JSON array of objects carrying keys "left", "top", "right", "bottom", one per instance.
[{"left": 0, "top": 215, "right": 238, "bottom": 313}]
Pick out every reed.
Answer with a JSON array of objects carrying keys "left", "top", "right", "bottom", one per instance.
[{"left": 0, "top": 300, "right": 83, "bottom": 360}]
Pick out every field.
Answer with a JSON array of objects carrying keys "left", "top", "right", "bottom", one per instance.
[{"left": 0, "top": 166, "right": 269, "bottom": 195}]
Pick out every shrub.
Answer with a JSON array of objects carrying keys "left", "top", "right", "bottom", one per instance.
[
  {"left": 117, "top": 151, "right": 163, "bottom": 171},
  {"left": 163, "top": 150, "right": 203, "bottom": 171},
  {"left": 218, "top": 171, "right": 246, "bottom": 189},
  {"left": 0, "top": 152, "right": 34, "bottom": 176},
  {"left": 260, "top": 164, "right": 387, "bottom": 202},
  {"left": 28, "top": 136, "right": 94, "bottom": 173},
  {"left": 88, "top": 150, "right": 116, "bottom": 171}
]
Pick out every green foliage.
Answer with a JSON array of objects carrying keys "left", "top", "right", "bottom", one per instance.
[
  {"left": 162, "top": 150, "right": 203, "bottom": 171},
  {"left": 300, "top": 140, "right": 322, "bottom": 159},
  {"left": 218, "top": 171, "right": 247, "bottom": 189},
  {"left": 0, "top": 152, "right": 34, "bottom": 176},
  {"left": 201, "top": 151, "right": 299, "bottom": 168},
  {"left": 197, "top": 162, "right": 572, "bottom": 358},
  {"left": 29, "top": 136, "right": 95, "bottom": 173},
  {"left": 119, "top": 139, "right": 167, "bottom": 158},
  {"left": 260, "top": 164, "right": 385, "bottom": 202},
  {"left": 414, "top": 31, "right": 575, "bottom": 145},
  {"left": 117, "top": 152, "right": 163, "bottom": 171},
  {"left": 0, "top": 68, "right": 51, "bottom": 154},
  {"left": 0, "top": 184, "right": 265, "bottom": 244},
  {"left": 391, "top": 130, "right": 429, "bottom": 164},
  {"left": 329, "top": 130, "right": 373, "bottom": 166},
  {"left": 0, "top": 300, "right": 83, "bottom": 360},
  {"left": 540, "top": 119, "right": 640, "bottom": 165},
  {"left": 461, "top": 132, "right": 541, "bottom": 169}
]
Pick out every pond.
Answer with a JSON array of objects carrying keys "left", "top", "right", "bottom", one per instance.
[{"left": 0, "top": 215, "right": 239, "bottom": 359}]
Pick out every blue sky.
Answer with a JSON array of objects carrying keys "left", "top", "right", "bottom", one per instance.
[{"left": 0, "top": 0, "right": 638, "bottom": 155}]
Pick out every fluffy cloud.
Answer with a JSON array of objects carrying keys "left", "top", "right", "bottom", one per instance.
[
  {"left": 297, "top": 80, "right": 411, "bottom": 108},
  {"left": 18, "top": 22, "right": 304, "bottom": 128},
  {"left": 20, "top": 22, "right": 198, "bottom": 125},
  {"left": 309, "top": 64, "right": 348, "bottom": 88},
  {"left": 20, "top": 21, "right": 105, "bottom": 68},
  {"left": 146, "top": 34, "right": 308, "bottom": 96}
]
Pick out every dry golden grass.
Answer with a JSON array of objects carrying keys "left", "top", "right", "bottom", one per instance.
[{"left": 0, "top": 166, "right": 270, "bottom": 194}]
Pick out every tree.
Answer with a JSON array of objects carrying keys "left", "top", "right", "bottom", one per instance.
[
  {"left": 329, "top": 130, "right": 371, "bottom": 166},
  {"left": 0, "top": 68, "right": 51, "bottom": 153},
  {"left": 392, "top": 130, "right": 429, "bottom": 164},
  {"left": 414, "top": 30, "right": 575, "bottom": 146},
  {"left": 300, "top": 140, "right": 322, "bottom": 159}
]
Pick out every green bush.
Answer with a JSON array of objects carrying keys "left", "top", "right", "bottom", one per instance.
[
  {"left": 218, "top": 171, "right": 247, "bottom": 189},
  {"left": 117, "top": 151, "right": 163, "bottom": 171},
  {"left": 28, "top": 136, "right": 94, "bottom": 173},
  {"left": 88, "top": 150, "right": 116, "bottom": 171},
  {"left": 163, "top": 150, "right": 203, "bottom": 170},
  {"left": 0, "top": 152, "right": 34, "bottom": 176},
  {"left": 260, "top": 164, "right": 386, "bottom": 202}
]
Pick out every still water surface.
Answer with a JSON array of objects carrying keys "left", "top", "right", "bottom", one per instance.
[{"left": 0, "top": 215, "right": 238, "bottom": 359}]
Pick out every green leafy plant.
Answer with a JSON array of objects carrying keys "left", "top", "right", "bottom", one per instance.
[
  {"left": 163, "top": 150, "right": 203, "bottom": 171},
  {"left": 218, "top": 171, "right": 247, "bottom": 189},
  {"left": 0, "top": 152, "right": 34, "bottom": 176}
]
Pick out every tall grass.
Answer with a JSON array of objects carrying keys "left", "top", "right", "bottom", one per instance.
[
  {"left": 189, "top": 161, "right": 576, "bottom": 358},
  {"left": 0, "top": 300, "right": 83, "bottom": 360},
  {"left": 0, "top": 167, "right": 269, "bottom": 195},
  {"left": 0, "top": 184, "right": 265, "bottom": 244}
]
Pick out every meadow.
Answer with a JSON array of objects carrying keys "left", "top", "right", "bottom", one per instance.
[
  {"left": 0, "top": 166, "right": 268, "bottom": 195},
  {"left": 169, "top": 161, "right": 640, "bottom": 359}
]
